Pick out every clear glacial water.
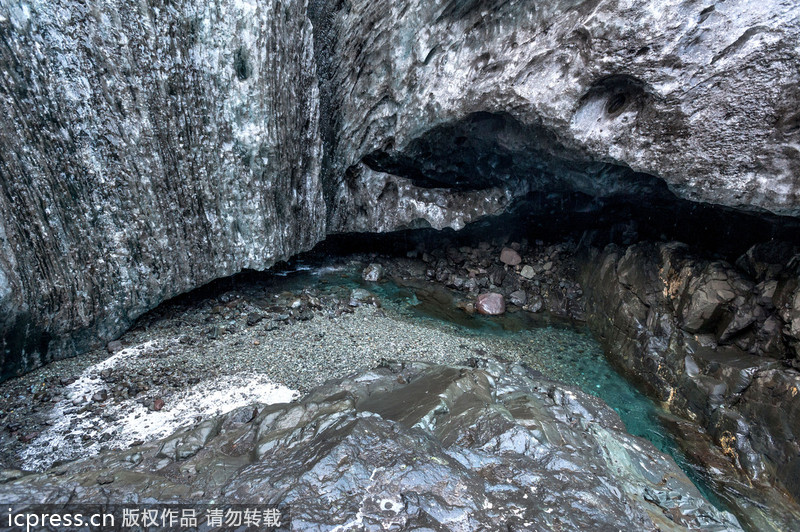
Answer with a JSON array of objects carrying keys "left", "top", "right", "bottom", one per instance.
[{"left": 277, "top": 260, "right": 724, "bottom": 510}]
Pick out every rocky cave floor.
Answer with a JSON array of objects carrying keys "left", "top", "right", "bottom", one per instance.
[
  {"left": 2, "top": 234, "right": 800, "bottom": 530},
  {"left": 0, "top": 238, "right": 586, "bottom": 471}
]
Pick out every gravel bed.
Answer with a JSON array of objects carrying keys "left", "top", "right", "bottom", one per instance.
[{"left": 0, "top": 258, "right": 554, "bottom": 470}]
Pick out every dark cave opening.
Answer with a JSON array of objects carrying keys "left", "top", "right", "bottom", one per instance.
[
  {"left": 347, "top": 108, "right": 800, "bottom": 265},
  {"left": 358, "top": 111, "right": 671, "bottom": 201},
  {"left": 319, "top": 189, "right": 800, "bottom": 264}
]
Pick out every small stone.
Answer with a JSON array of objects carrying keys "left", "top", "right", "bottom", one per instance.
[
  {"left": 500, "top": 247, "right": 522, "bottom": 266},
  {"left": 543, "top": 261, "right": 554, "bottom": 271},
  {"left": 520, "top": 265, "right": 535, "bottom": 279},
  {"left": 246, "top": 312, "right": 264, "bottom": 326},
  {"left": 153, "top": 397, "right": 165, "bottom": 411},
  {"left": 295, "top": 308, "right": 314, "bottom": 321},
  {"left": 19, "top": 432, "right": 38, "bottom": 444},
  {"left": 0, "top": 469, "right": 24, "bottom": 483},
  {"left": 92, "top": 390, "right": 108, "bottom": 403},
  {"left": 106, "top": 340, "right": 123, "bottom": 354},
  {"left": 528, "top": 295, "right": 544, "bottom": 313},
  {"left": 509, "top": 290, "right": 527, "bottom": 306},
  {"left": 476, "top": 293, "right": 506, "bottom": 315},
  {"left": 96, "top": 472, "right": 115, "bottom": 485},
  {"left": 458, "top": 301, "right": 476, "bottom": 314},
  {"left": 362, "top": 263, "right": 385, "bottom": 282},
  {"left": 350, "top": 288, "right": 372, "bottom": 305}
]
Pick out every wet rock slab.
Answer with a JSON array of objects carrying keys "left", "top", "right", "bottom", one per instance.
[{"left": 0, "top": 360, "right": 739, "bottom": 531}]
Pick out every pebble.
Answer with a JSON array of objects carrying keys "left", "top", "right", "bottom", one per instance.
[
  {"left": 520, "top": 265, "right": 535, "bottom": 279},
  {"left": 509, "top": 290, "right": 527, "bottom": 306},
  {"left": 528, "top": 296, "right": 544, "bottom": 313},
  {"left": 96, "top": 472, "right": 115, "bottom": 485},
  {"left": 349, "top": 288, "right": 372, "bottom": 306},
  {"left": 295, "top": 308, "right": 314, "bottom": 321},
  {"left": 500, "top": 247, "right": 522, "bottom": 266},
  {"left": 19, "top": 433, "right": 37, "bottom": 444},
  {"left": 246, "top": 312, "right": 263, "bottom": 327},
  {"left": 363, "top": 263, "right": 385, "bottom": 282},
  {"left": 106, "top": 341, "right": 123, "bottom": 354},
  {"left": 92, "top": 390, "right": 108, "bottom": 403}
]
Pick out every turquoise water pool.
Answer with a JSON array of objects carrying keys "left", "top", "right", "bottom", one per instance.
[{"left": 276, "top": 262, "right": 723, "bottom": 508}]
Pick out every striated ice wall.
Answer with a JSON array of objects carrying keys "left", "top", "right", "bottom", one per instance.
[{"left": 0, "top": 0, "right": 323, "bottom": 378}]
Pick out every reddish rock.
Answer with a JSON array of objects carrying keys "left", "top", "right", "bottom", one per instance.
[
  {"left": 19, "top": 432, "right": 38, "bottom": 444},
  {"left": 476, "top": 293, "right": 506, "bottom": 315},
  {"left": 153, "top": 397, "right": 165, "bottom": 411},
  {"left": 500, "top": 247, "right": 522, "bottom": 266}
]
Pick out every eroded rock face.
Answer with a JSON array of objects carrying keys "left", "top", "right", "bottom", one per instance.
[
  {"left": 0, "top": 0, "right": 324, "bottom": 379},
  {"left": 329, "top": 164, "right": 513, "bottom": 232},
  {"left": 0, "top": 360, "right": 740, "bottom": 531},
  {"left": 579, "top": 242, "right": 800, "bottom": 504}
]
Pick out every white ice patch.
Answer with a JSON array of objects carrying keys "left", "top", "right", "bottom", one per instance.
[{"left": 21, "top": 341, "right": 298, "bottom": 471}]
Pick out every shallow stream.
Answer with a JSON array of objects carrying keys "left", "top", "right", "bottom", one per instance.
[
  {"left": 2, "top": 258, "right": 762, "bottom": 525},
  {"left": 276, "top": 261, "right": 724, "bottom": 509}
]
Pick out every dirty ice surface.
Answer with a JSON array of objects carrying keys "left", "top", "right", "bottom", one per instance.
[{"left": 21, "top": 341, "right": 298, "bottom": 471}]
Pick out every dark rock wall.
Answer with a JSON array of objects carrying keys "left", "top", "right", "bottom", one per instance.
[
  {"left": 0, "top": 0, "right": 324, "bottom": 379},
  {"left": 579, "top": 242, "right": 800, "bottom": 500}
]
